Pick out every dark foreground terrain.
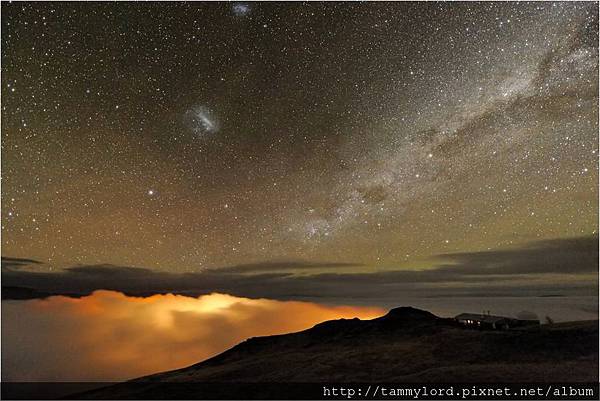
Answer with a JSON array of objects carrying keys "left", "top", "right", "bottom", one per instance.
[{"left": 74, "top": 307, "right": 598, "bottom": 399}]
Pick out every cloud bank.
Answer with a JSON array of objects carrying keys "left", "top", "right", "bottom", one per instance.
[
  {"left": 2, "top": 235, "right": 597, "bottom": 302},
  {"left": 2, "top": 291, "right": 383, "bottom": 381}
]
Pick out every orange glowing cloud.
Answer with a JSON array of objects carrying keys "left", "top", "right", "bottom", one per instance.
[{"left": 2, "top": 290, "right": 384, "bottom": 381}]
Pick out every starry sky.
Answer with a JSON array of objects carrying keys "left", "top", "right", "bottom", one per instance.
[
  {"left": 2, "top": 1, "right": 598, "bottom": 277},
  {"left": 1, "top": 2, "right": 599, "bottom": 382}
]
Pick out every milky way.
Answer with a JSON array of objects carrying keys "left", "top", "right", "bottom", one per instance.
[{"left": 1, "top": 2, "right": 597, "bottom": 273}]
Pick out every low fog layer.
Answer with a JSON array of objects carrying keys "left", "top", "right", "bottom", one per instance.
[{"left": 1, "top": 291, "right": 382, "bottom": 381}]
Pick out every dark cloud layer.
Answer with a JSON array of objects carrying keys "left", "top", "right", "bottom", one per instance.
[
  {"left": 1, "top": 257, "right": 42, "bottom": 269},
  {"left": 432, "top": 235, "right": 599, "bottom": 275},
  {"left": 2, "top": 235, "right": 597, "bottom": 302},
  {"left": 206, "top": 260, "right": 363, "bottom": 274}
]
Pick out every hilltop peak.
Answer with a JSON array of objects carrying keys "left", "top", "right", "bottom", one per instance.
[{"left": 380, "top": 306, "right": 440, "bottom": 321}]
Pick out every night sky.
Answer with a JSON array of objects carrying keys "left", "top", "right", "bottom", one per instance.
[
  {"left": 1, "top": 1, "right": 599, "bottom": 382},
  {"left": 2, "top": 1, "right": 598, "bottom": 274}
]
